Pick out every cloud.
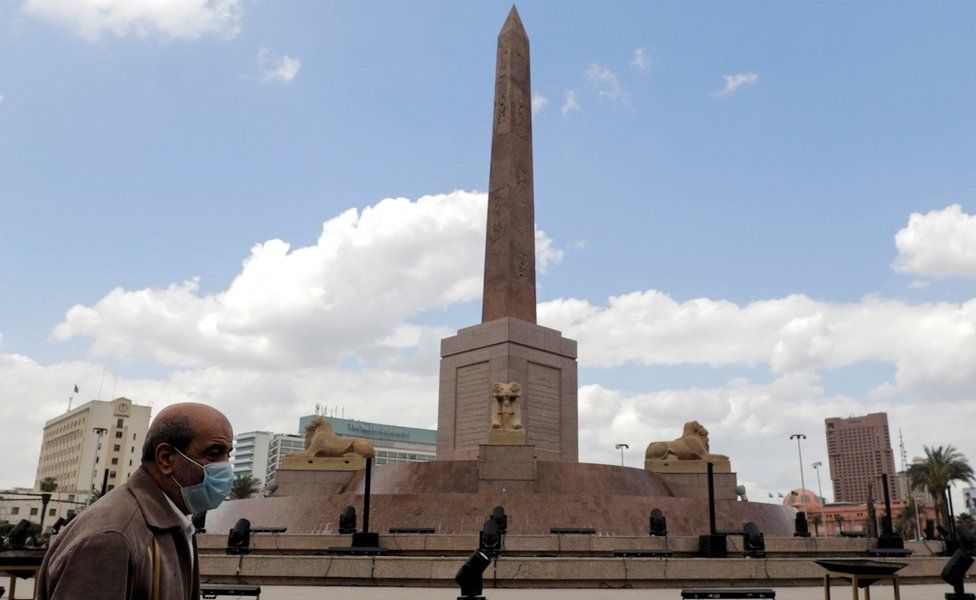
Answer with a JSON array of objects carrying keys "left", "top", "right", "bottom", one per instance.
[
  {"left": 561, "top": 89, "right": 580, "bottom": 117},
  {"left": 23, "top": 0, "right": 243, "bottom": 41},
  {"left": 531, "top": 91, "right": 549, "bottom": 116},
  {"left": 0, "top": 95, "right": 4, "bottom": 104},
  {"left": 584, "top": 62, "right": 632, "bottom": 106},
  {"left": 630, "top": 47, "right": 652, "bottom": 71},
  {"left": 717, "top": 72, "right": 758, "bottom": 96},
  {"left": 257, "top": 48, "right": 301, "bottom": 84},
  {"left": 540, "top": 291, "right": 976, "bottom": 399},
  {"left": 53, "top": 191, "right": 562, "bottom": 370},
  {"left": 893, "top": 204, "right": 976, "bottom": 279}
]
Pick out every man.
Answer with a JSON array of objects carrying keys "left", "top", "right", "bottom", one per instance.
[{"left": 38, "top": 403, "right": 234, "bottom": 600}]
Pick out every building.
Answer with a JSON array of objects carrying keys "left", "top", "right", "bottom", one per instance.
[
  {"left": 964, "top": 487, "right": 976, "bottom": 514},
  {"left": 266, "top": 433, "right": 305, "bottom": 483},
  {"left": 825, "top": 412, "right": 899, "bottom": 503},
  {"left": 783, "top": 487, "right": 937, "bottom": 538},
  {"left": 34, "top": 397, "right": 151, "bottom": 496},
  {"left": 895, "top": 470, "right": 934, "bottom": 505},
  {"left": 0, "top": 487, "right": 85, "bottom": 532},
  {"left": 297, "top": 415, "right": 436, "bottom": 465},
  {"left": 231, "top": 431, "right": 273, "bottom": 482}
]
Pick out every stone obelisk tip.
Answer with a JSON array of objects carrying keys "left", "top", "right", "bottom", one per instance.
[{"left": 500, "top": 5, "right": 527, "bottom": 37}]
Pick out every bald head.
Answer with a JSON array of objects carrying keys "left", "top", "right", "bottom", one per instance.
[{"left": 142, "top": 403, "right": 233, "bottom": 463}]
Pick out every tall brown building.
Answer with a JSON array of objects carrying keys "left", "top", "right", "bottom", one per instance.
[{"left": 825, "top": 412, "right": 899, "bottom": 503}]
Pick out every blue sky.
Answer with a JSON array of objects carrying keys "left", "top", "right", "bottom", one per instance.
[{"left": 2, "top": 1, "right": 976, "bottom": 502}]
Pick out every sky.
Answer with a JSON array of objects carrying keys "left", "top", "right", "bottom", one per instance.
[{"left": 2, "top": 1, "right": 976, "bottom": 506}]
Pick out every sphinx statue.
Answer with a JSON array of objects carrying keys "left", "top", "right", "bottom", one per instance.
[
  {"left": 487, "top": 382, "right": 527, "bottom": 444},
  {"left": 644, "top": 420, "right": 731, "bottom": 473},
  {"left": 282, "top": 416, "right": 375, "bottom": 470}
]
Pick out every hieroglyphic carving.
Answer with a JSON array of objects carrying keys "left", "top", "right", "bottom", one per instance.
[
  {"left": 526, "top": 363, "right": 561, "bottom": 451},
  {"left": 455, "top": 362, "right": 491, "bottom": 450}
]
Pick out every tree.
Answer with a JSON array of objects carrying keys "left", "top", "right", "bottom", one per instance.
[
  {"left": 834, "top": 514, "right": 845, "bottom": 534},
  {"left": 811, "top": 514, "right": 823, "bottom": 536},
  {"left": 958, "top": 513, "right": 976, "bottom": 536},
  {"left": 230, "top": 474, "right": 261, "bottom": 500},
  {"left": 895, "top": 499, "right": 920, "bottom": 539},
  {"left": 39, "top": 477, "right": 58, "bottom": 493},
  {"left": 907, "top": 445, "right": 975, "bottom": 529}
]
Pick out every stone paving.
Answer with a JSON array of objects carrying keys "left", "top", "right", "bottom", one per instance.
[{"left": 252, "top": 583, "right": 944, "bottom": 599}]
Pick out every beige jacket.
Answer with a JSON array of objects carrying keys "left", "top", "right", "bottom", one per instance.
[{"left": 38, "top": 466, "right": 200, "bottom": 600}]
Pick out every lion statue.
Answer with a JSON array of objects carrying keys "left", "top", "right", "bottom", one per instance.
[
  {"left": 645, "top": 420, "right": 728, "bottom": 462},
  {"left": 291, "top": 416, "right": 376, "bottom": 460},
  {"left": 490, "top": 382, "right": 523, "bottom": 431}
]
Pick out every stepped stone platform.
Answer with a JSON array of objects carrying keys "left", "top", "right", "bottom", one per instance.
[{"left": 205, "top": 460, "right": 795, "bottom": 537}]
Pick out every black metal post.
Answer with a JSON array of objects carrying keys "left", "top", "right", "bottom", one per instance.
[
  {"left": 39, "top": 493, "right": 52, "bottom": 533},
  {"left": 947, "top": 487, "right": 957, "bottom": 537},
  {"left": 881, "top": 473, "right": 894, "bottom": 536},
  {"left": 362, "top": 457, "right": 372, "bottom": 534},
  {"left": 707, "top": 461, "right": 717, "bottom": 535},
  {"left": 100, "top": 469, "right": 110, "bottom": 496}
]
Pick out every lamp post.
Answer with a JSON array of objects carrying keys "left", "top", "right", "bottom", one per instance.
[
  {"left": 789, "top": 434, "right": 807, "bottom": 494},
  {"left": 615, "top": 443, "right": 629, "bottom": 467},
  {"left": 812, "top": 461, "right": 828, "bottom": 536},
  {"left": 88, "top": 427, "right": 108, "bottom": 503}
]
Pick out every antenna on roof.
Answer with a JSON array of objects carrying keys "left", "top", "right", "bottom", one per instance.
[{"left": 898, "top": 429, "right": 909, "bottom": 471}]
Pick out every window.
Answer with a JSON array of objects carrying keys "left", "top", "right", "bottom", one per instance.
[
  {"left": 111, "top": 458, "right": 119, "bottom": 465},
  {"left": 113, "top": 444, "right": 121, "bottom": 452},
  {"left": 11, "top": 507, "right": 19, "bottom": 515},
  {"left": 68, "top": 494, "right": 75, "bottom": 502},
  {"left": 49, "top": 508, "right": 56, "bottom": 516},
  {"left": 30, "top": 508, "right": 38, "bottom": 516},
  {"left": 115, "top": 431, "right": 123, "bottom": 439},
  {"left": 132, "top": 433, "right": 136, "bottom": 440},
  {"left": 117, "top": 418, "right": 124, "bottom": 428},
  {"left": 96, "top": 456, "right": 100, "bottom": 463},
  {"left": 109, "top": 471, "right": 117, "bottom": 479},
  {"left": 107, "top": 485, "right": 115, "bottom": 491}
]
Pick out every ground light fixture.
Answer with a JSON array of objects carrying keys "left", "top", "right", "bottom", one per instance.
[
  {"left": 226, "top": 518, "right": 251, "bottom": 555},
  {"left": 490, "top": 506, "right": 507, "bottom": 535},
  {"left": 338, "top": 506, "right": 357, "bottom": 534},
  {"left": 743, "top": 522, "right": 766, "bottom": 558},
  {"left": 455, "top": 549, "right": 492, "bottom": 600},
  {"left": 649, "top": 508, "right": 667, "bottom": 537}
]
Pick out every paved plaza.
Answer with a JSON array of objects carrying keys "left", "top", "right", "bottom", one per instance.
[{"left": 247, "top": 584, "right": 941, "bottom": 600}]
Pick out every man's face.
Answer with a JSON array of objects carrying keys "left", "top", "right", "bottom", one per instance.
[{"left": 155, "top": 414, "right": 233, "bottom": 512}]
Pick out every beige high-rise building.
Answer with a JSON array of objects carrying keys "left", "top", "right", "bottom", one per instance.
[
  {"left": 825, "top": 412, "right": 900, "bottom": 504},
  {"left": 34, "top": 397, "right": 151, "bottom": 495}
]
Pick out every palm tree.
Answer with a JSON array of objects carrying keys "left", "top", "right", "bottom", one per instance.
[
  {"left": 834, "top": 514, "right": 845, "bottom": 534},
  {"left": 39, "top": 477, "right": 58, "bottom": 493},
  {"left": 230, "top": 474, "right": 261, "bottom": 500},
  {"left": 907, "top": 445, "right": 975, "bottom": 529},
  {"left": 811, "top": 514, "right": 823, "bottom": 536},
  {"left": 895, "top": 499, "right": 919, "bottom": 539}
]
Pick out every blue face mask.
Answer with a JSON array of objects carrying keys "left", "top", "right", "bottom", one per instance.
[{"left": 171, "top": 448, "right": 234, "bottom": 513}]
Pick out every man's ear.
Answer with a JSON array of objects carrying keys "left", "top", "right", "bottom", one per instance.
[{"left": 155, "top": 442, "right": 177, "bottom": 476}]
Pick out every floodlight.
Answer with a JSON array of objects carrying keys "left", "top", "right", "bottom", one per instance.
[
  {"left": 743, "top": 522, "right": 766, "bottom": 558},
  {"left": 479, "top": 518, "right": 501, "bottom": 557},
  {"left": 50, "top": 517, "right": 68, "bottom": 535},
  {"left": 6, "top": 520, "right": 31, "bottom": 549},
  {"left": 339, "top": 506, "right": 357, "bottom": 534},
  {"left": 454, "top": 549, "right": 491, "bottom": 599},
  {"left": 226, "top": 518, "right": 251, "bottom": 555},
  {"left": 649, "top": 508, "right": 667, "bottom": 537},
  {"left": 491, "top": 506, "right": 507, "bottom": 535},
  {"left": 794, "top": 512, "right": 811, "bottom": 537}
]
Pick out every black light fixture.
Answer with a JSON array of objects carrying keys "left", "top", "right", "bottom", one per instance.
[
  {"left": 649, "top": 508, "right": 667, "bottom": 537},
  {"left": 339, "top": 506, "right": 357, "bottom": 535},
  {"left": 226, "top": 518, "right": 251, "bottom": 555},
  {"left": 490, "top": 506, "right": 507, "bottom": 536},
  {"left": 794, "top": 511, "right": 811, "bottom": 537},
  {"left": 50, "top": 517, "right": 68, "bottom": 536},
  {"left": 455, "top": 549, "right": 491, "bottom": 600},
  {"left": 743, "top": 522, "right": 766, "bottom": 558},
  {"left": 7, "top": 520, "right": 31, "bottom": 549},
  {"left": 479, "top": 518, "right": 501, "bottom": 557}
]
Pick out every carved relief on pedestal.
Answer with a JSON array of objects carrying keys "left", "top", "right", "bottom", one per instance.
[{"left": 488, "top": 381, "right": 527, "bottom": 444}]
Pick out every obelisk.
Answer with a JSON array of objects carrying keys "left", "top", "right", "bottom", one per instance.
[
  {"left": 437, "top": 7, "right": 578, "bottom": 463},
  {"left": 482, "top": 5, "right": 536, "bottom": 324}
]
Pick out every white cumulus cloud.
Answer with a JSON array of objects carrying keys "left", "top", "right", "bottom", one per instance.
[
  {"left": 717, "top": 72, "right": 758, "bottom": 96},
  {"left": 23, "top": 0, "right": 243, "bottom": 41},
  {"left": 53, "top": 191, "right": 562, "bottom": 370},
  {"left": 893, "top": 204, "right": 976, "bottom": 279},
  {"left": 531, "top": 91, "right": 549, "bottom": 116},
  {"left": 257, "top": 47, "right": 301, "bottom": 84},
  {"left": 630, "top": 47, "right": 652, "bottom": 71},
  {"left": 584, "top": 62, "right": 632, "bottom": 107},
  {"left": 561, "top": 90, "right": 580, "bottom": 117}
]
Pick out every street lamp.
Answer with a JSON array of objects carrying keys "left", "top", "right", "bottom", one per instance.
[
  {"left": 88, "top": 427, "right": 108, "bottom": 504},
  {"left": 789, "top": 434, "right": 807, "bottom": 494},
  {"left": 812, "top": 461, "right": 827, "bottom": 536},
  {"left": 615, "top": 443, "right": 629, "bottom": 467}
]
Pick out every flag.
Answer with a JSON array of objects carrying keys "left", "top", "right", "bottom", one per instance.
[
  {"left": 73, "top": 384, "right": 79, "bottom": 394},
  {"left": 768, "top": 493, "right": 774, "bottom": 499}
]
